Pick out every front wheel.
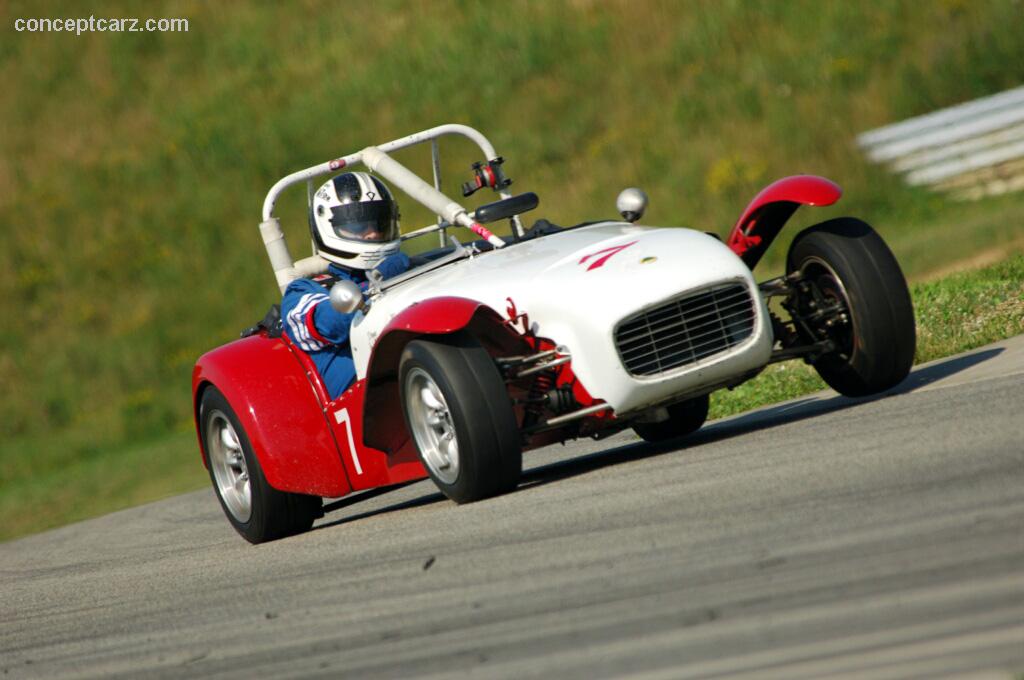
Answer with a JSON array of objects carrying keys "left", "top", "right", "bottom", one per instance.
[
  {"left": 786, "top": 218, "right": 916, "bottom": 397},
  {"left": 399, "top": 333, "right": 522, "bottom": 504},
  {"left": 199, "top": 387, "right": 322, "bottom": 543},
  {"left": 632, "top": 394, "right": 710, "bottom": 443}
]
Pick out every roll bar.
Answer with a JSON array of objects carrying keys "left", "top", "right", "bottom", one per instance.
[{"left": 259, "top": 124, "right": 519, "bottom": 292}]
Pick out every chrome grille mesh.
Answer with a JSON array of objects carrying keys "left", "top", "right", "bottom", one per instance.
[{"left": 615, "top": 283, "right": 756, "bottom": 377}]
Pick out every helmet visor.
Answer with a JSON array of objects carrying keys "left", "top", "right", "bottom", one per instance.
[{"left": 329, "top": 201, "right": 398, "bottom": 242}]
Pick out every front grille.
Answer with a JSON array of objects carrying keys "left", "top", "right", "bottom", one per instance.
[{"left": 615, "top": 283, "right": 756, "bottom": 377}]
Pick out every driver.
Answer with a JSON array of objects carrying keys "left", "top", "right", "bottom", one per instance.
[{"left": 281, "top": 172, "right": 409, "bottom": 399}]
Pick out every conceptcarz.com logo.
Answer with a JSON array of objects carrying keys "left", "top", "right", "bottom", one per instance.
[{"left": 14, "top": 16, "right": 189, "bottom": 34}]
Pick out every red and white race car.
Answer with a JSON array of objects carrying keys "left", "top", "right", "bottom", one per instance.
[{"left": 193, "top": 124, "right": 915, "bottom": 543}]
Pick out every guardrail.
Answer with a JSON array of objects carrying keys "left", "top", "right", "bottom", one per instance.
[{"left": 858, "top": 85, "right": 1024, "bottom": 201}]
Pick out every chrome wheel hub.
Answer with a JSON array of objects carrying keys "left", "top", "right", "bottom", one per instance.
[
  {"left": 404, "top": 368, "right": 460, "bottom": 485},
  {"left": 207, "top": 411, "right": 252, "bottom": 522}
]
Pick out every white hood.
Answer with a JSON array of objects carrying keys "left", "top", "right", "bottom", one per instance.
[{"left": 351, "top": 222, "right": 772, "bottom": 413}]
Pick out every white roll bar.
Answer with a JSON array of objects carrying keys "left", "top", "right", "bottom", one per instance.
[
  {"left": 261, "top": 123, "right": 500, "bottom": 221},
  {"left": 361, "top": 147, "right": 506, "bottom": 249},
  {"left": 260, "top": 124, "right": 515, "bottom": 292}
]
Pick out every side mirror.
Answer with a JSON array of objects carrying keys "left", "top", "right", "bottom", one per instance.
[
  {"left": 616, "top": 188, "right": 648, "bottom": 223},
  {"left": 329, "top": 279, "right": 365, "bottom": 314}
]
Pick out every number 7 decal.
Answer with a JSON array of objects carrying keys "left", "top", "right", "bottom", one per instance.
[{"left": 333, "top": 407, "right": 363, "bottom": 475}]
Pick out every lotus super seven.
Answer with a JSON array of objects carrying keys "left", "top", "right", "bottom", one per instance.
[{"left": 192, "top": 124, "right": 915, "bottom": 543}]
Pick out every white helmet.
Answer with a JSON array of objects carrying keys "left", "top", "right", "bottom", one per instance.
[{"left": 310, "top": 172, "right": 401, "bottom": 269}]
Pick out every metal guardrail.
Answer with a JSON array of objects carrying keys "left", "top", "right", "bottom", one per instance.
[{"left": 858, "top": 85, "right": 1024, "bottom": 200}]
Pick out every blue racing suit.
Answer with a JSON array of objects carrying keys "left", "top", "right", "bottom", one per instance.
[{"left": 281, "top": 253, "right": 409, "bottom": 399}]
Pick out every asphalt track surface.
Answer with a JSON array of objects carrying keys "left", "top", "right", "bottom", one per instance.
[{"left": 2, "top": 336, "right": 1023, "bottom": 679}]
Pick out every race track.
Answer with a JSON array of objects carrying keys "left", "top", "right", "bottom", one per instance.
[{"left": 2, "top": 336, "right": 1023, "bottom": 679}]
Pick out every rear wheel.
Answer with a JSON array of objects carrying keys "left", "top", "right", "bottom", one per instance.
[
  {"left": 200, "top": 387, "right": 322, "bottom": 543},
  {"left": 399, "top": 333, "right": 522, "bottom": 503},
  {"left": 632, "top": 394, "right": 710, "bottom": 443},
  {"left": 786, "top": 218, "right": 916, "bottom": 396}
]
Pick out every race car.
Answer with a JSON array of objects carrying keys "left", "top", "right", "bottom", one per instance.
[{"left": 193, "top": 124, "right": 916, "bottom": 543}]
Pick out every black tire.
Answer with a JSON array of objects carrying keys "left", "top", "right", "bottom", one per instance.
[
  {"left": 787, "top": 217, "right": 916, "bottom": 397},
  {"left": 632, "top": 394, "right": 710, "bottom": 443},
  {"left": 199, "top": 387, "right": 322, "bottom": 544},
  {"left": 399, "top": 333, "right": 522, "bottom": 503}
]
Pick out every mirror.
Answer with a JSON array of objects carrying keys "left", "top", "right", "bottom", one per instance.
[
  {"left": 329, "top": 279, "right": 364, "bottom": 314},
  {"left": 616, "top": 188, "right": 648, "bottom": 222}
]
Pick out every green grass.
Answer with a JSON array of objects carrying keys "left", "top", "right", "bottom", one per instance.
[
  {"left": 4, "top": 256, "right": 1022, "bottom": 543},
  {"left": 1, "top": 2, "right": 1023, "bottom": 540},
  {"left": 0, "top": 431, "right": 206, "bottom": 542}
]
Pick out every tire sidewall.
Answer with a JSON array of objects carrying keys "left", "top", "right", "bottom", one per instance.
[
  {"left": 787, "top": 218, "right": 915, "bottom": 395},
  {"left": 199, "top": 387, "right": 274, "bottom": 542},
  {"left": 398, "top": 335, "right": 521, "bottom": 503},
  {"left": 399, "top": 344, "right": 478, "bottom": 500}
]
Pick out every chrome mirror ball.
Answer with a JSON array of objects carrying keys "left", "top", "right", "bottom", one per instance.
[
  {"left": 329, "top": 279, "right": 365, "bottom": 314},
  {"left": 616, "top": 187, "right": 648, "bottom": 223}
]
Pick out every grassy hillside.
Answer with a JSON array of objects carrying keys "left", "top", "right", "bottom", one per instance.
[{"left": 2, "top": 1, "right": 1022, "bottom": 536}]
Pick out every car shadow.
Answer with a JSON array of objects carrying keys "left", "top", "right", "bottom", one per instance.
[
  {"left": 314, "top": 482, "right": 446, "bottom": 531},
  {"left": 518, "top": 346, "right": 1004, "bottom": 492},
  {"left": 693, "top": 346, "right": 1004, "bottom": 444},
  {"left": 315, "top": 347, "right": 1003, "bottom": 525}
]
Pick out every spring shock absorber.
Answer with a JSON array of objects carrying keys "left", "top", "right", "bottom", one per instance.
[{"left": 523, "top": 370, "right": 555, "bottom": 429}]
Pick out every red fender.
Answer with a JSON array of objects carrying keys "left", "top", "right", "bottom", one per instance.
[
  {"left": 192, "top": 334, "right": 352, "bottom": 498},
  {"left": 726, "top": 175, "right": 842, "bottom": 269},
  {"left": 322, "top": 379, "right": 428, "bottom": 492},
  {"left": 361, "top": 296, "right": 529, "bottom": 452}
]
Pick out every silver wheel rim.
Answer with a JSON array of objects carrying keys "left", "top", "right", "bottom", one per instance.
[
  {"left": 206, "top": 411, "right": 252, "bottom": 522},
  {"left": 404, "top": 367, "right": 460, "bottom": 485}
]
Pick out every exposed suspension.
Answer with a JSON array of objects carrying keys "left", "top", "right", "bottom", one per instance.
[
  {"left": 760, "top": 272, "right": 845, "bottom": 364},
  {"left": 522, "top": 370, "right": 555, "bottom": 431}
]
